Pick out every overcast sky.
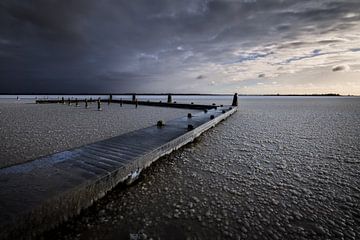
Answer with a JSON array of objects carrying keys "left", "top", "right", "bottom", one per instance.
[{"left": 1, "top": 0, "right": 360, "bottom": 94}]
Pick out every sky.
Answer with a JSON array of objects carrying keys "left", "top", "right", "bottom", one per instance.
[{"left": 1, "top": 0, "right": 360, "bottom": 94}]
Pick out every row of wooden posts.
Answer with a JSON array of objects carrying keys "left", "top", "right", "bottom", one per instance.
[
  {"left": 61, "top": 97, "right": 139, "bottom": 111},
  {"left": 59, "top": 93, "right": 238, "bottom": 111},
  {"left": 58, "top": 93, "right": 237, "bottom": 131}
]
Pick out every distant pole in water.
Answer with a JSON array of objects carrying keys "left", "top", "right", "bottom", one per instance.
[
  {"left": 61, "top": 97, "right": 65, "bottom": 104},
  {"left": 135, "top": 99, "right": 138, "bottom": 108},
  {"left": 132, "top": 94, "right": 136, "bottom": 102},
  {"left": 167, "top": 94, "right": 172, "bottom": 103},
  {"left": 85, "top": 98, "right": 88, "bottom": 108},
  {"left": 232, "top": 93, "right": 238, "bottom": 107},
  {"left": 68, "top": 98, "right": 71, "bottom": 106},
  {"left": 120, "top": 98, "right": 123, "bottom": 107},
  {"left": 109, "top": 94, "right": 113, "bottom": 102},
  {"left": 97, "top": 98, "right": 102, "bottom": 111}
]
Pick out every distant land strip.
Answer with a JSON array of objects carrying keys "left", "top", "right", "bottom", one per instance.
[{"left": 0, "top": 93, "right": 355, "bottom": 96}]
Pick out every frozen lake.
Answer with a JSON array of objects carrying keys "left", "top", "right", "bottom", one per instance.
[{"left": 41, "top": 96, "right": 360, "bottom": 239}]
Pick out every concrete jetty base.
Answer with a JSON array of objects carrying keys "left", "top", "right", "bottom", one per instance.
[{"left": 0, "top": 106, "right": 237, "bottom": 239}]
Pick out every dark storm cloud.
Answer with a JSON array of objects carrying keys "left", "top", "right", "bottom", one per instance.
[{"left": 0, "top": 0, "right": 360, "bottom": 93}]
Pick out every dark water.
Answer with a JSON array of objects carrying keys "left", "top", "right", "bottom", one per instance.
[{"left": 43, "top": 97, "right": 360, "bottom": 240}]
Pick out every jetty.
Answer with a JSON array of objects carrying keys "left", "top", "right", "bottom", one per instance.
[
  {"left": 35, "top": 94, "right": 221, "bottom": 110},
  {"left": 0, "top": 94, "right": 238, "bottom": 239}
]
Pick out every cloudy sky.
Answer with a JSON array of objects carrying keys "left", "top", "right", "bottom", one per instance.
[{"left": 1, "top": 0, "right": 360, "bottom": 94}]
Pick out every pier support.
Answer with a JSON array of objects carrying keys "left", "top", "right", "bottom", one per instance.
[
  {"left": 167, "top": 94, "right": 172, "bottom": 103},
  {"left": 232, "top": 93, "right": 238, "bottom": 107},
  {"left": 97, "top": 98, "right": 102, "bottom": 111}
]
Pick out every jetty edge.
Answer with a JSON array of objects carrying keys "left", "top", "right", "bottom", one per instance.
[{"left": 0, "top": 103, "right": 237, "bottom": 240}]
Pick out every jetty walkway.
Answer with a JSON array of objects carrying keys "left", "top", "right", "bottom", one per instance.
[{"left": 0, "top": 95, "right": 238, "bottom": 239}]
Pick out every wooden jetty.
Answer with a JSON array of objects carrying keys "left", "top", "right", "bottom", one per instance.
[
  {"left": 0, "top": 102, "right": 237, "bottom": 239},
  {"left": 36, "top": 97, "right": 219, "bottom": 110}
]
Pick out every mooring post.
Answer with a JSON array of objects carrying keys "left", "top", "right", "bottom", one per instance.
[
  {"left": 85, "top": 98, "right": 88, "bottom": 108},
  {"left": 232, "top": 93, "right": 238, "bottom": 106},
  {"left": 167, "top": 94, "right": 172, "bottom": 103},
  {"left": 135, "top": 99, "right": 138, "bottom": 108},
  {"left": 61, "top": 97, "right": 65, "bottom": 104},
  {"left": 109, "top": 94, "right": 113, "bottom": 102},
  {"left": 120, "top": 98, "right": 123, "bottom": 107},
  {"left": 157, "top": 120, "right": 165, "bottom": 127},
  {"left": 132, "top": 94, "right": 136, "bottom": 102},
  {"left": 97, "top": 98, "right": 102, "bottom": 111}
]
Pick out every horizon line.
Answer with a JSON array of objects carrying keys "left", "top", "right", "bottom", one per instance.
[{"left": 0, "top": 93, "right": 359, "bottom": 97}]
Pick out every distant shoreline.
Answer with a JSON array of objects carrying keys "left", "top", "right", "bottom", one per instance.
[{"left": 0, "top": 93, "right": 357, "bottom": 97}]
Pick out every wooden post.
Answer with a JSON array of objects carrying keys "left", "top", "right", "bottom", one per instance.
[
  {"left": 167, "top": 94, "right": 172, "bottom": 103},
  {"left": 132, "top": 94, "right": 136, "bottom": 102},
  {"left": 135, "top": 99, "right": 138, "bottom": 108},
  {"left": 75, "top": 98, "right": 78, "bottom": 107},
  {"left": 157, "top": 120, "right": 165, "bottom": 127},
  {"left": 97, "top": 98, "right": 102, "bottom": 111},
  {"left": 232, "top": 93, "right": 238, "bottom": 106},
  {"left": 120, "top": 98, "right": 123, "bottom": 107},
  {"left": 85, "top": 99, "right": 88, "bottom": 108}
]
